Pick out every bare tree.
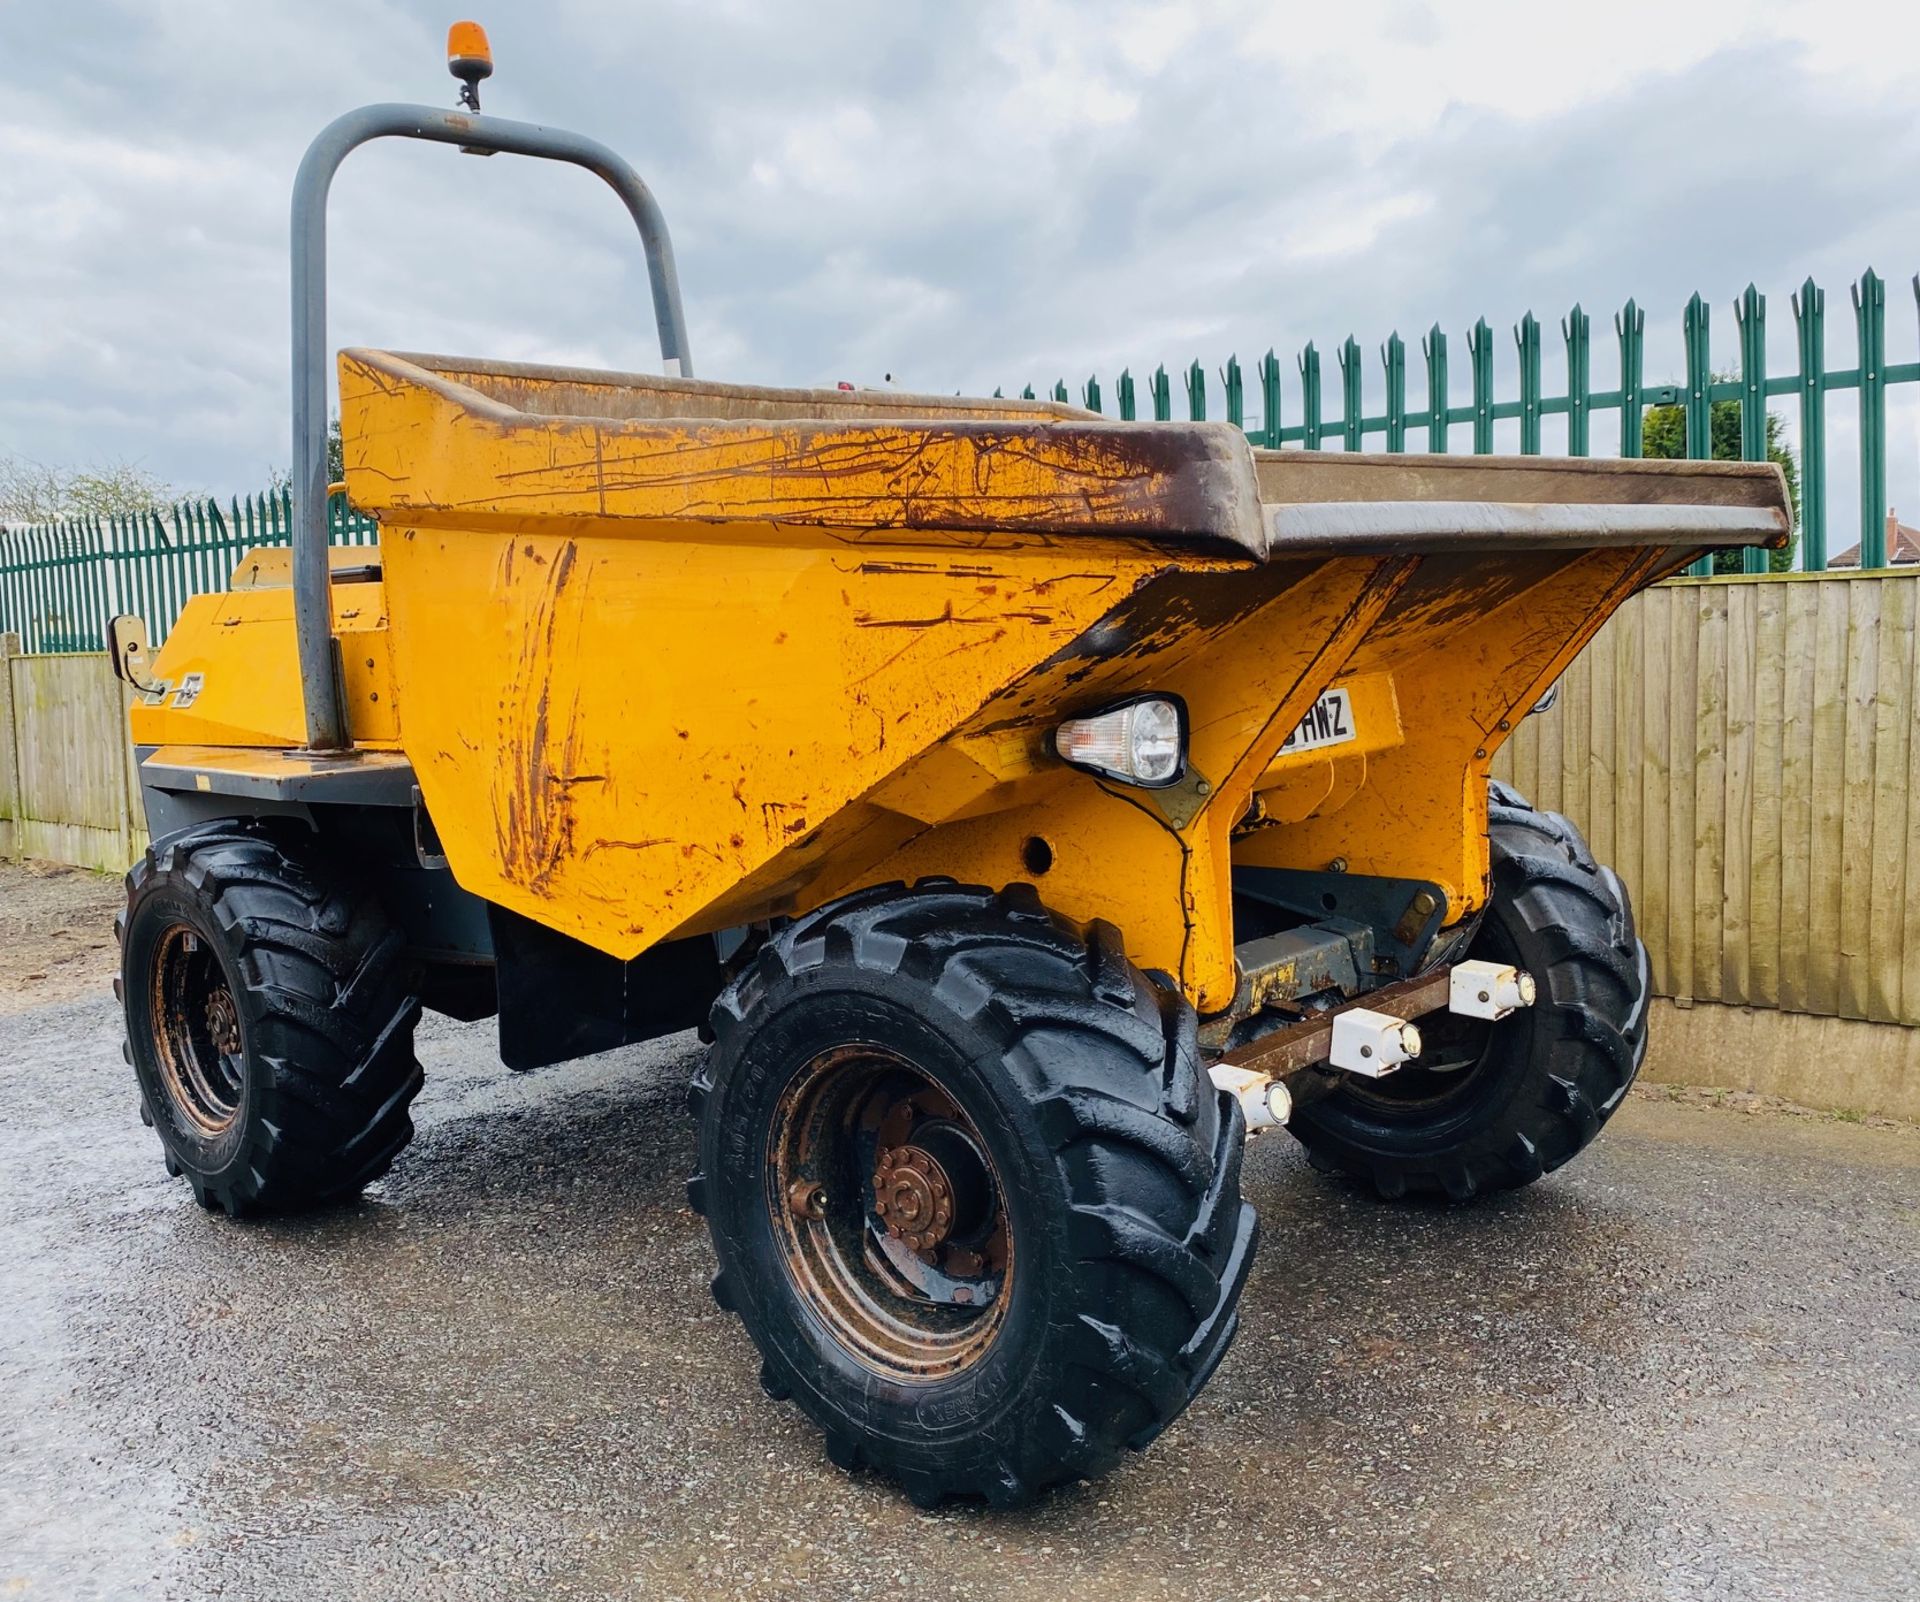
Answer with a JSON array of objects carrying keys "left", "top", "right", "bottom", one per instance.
[{"left": 0, "top": 453, "right": 186, "bottom": 525}]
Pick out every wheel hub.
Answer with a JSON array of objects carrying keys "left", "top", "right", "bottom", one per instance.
[
  {"left": 149, "top": 922, "right": 245, "bottom": 1137},
  {"left": 767, "top": 1046, "right": 1013, "bottom": 1381},
  {"left": 872, "top": 1145, "right": 955, "bottom": 1255},
  {"left": 204, "top": 988, "right": 241, "bottom": 1058}
]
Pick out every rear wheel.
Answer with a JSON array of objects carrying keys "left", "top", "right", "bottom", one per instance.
[
  {"left": 1287, "top": 783, "right": 1649, "bottom": 1200},
  {"left": 118, "top": 823, "right": 424, "bottom": 1216},
  {"left": 688, "top": 882, "right": 1257, "bottom": 1507}
]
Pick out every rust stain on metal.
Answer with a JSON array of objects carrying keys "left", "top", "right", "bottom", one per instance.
[
  {"left": 853, "top": 600, "right": 1053, "bottom": 630},
  {"left": 494, "top": 539, "right": 592, "bottom": 895},
  {"left": 1217, "top": 969, "right": 1454, "bottom": 1081}
]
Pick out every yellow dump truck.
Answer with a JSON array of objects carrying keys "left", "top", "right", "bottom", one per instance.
[{"left": 110, "top": 35, "right": 1790, "bottom": 1507}]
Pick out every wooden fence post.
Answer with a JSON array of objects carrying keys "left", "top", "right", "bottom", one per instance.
[{"left": 0, "top": 632, "right": 19, "bottom": 860}]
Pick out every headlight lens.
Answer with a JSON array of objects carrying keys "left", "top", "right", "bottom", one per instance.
[{"left": 1054, "top": 696, "right": 1187, "bottom": 787}]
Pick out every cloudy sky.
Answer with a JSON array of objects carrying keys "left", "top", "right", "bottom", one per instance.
[{"left": 3, "top": 0, "right": 1917, "bottom": 542}]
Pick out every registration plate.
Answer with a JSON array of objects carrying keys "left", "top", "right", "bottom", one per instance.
[{"left": 1279, "top": 687, "right": 1356, "bottom": 756}]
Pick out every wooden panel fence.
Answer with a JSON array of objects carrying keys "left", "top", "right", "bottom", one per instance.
[
  {"left": 0, "top": 635, "right": 145, "bottom": 873},
  {"left": 3, "top": 573, "right": 1917, "bottom": 1029},
  {"left": 1497, "top": 570, "right": 1920, "bottom": 1026}
]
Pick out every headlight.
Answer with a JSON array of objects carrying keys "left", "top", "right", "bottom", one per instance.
[{"left": 1053, "top": 695, "right": 1187, "bottom": 788}]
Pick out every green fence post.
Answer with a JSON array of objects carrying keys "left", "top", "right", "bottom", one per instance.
[
  {"left": 184, "top": 501, "right": 203, "bottom": 600},
  {"left": 44, "top": 521, "right": 65, "bottom": 648},
  {"left": 1735, "top": 284, "right": 1770, "bottom": 573},
  {"left": 192, "top": 499, "right": 210, "bottom": 599},
  {"left": 1051, "top": 380, "right": 1069, "bottom": 405},
  {"left": 118, "top": 512, "right": 139, "bottom": 633},
  {"left": 31, "top": 523, "right": 55, "bottom": 650},
  {"left": 1221, "top": 355, "right": 1243, "bottom": 432},
  {"left": 1382, "top": 332, "right": 1406, "bottom": 451},
  {"left": 150, "top": 506, "right": 173, "bottom": 638},
  {"left": 169, "top": 503, "right": 191, "bottom": 633},
  {"left": 117, "top": 514, "right": 139, "bottom": 645},
  {"left": 208, "top": 498, "right": 231, "bottom": 592},
  {"left": 1259, "top": 350, "right": 1281, "bottom": 448},
  {"left": 159, "top": 505, "right": 182, "bottom": 634},
  {"left": 1185, "top": 360, "right": 1206, "bottom": 421},
  {"left": 227, "top": 495, "right": 246, "bottom": 580},
  {"left": 21, "top": 523, "right": 41, "bottom": 651},
  {"left": 1793, "top": 279, "right": 1827, "bottom": 571},
  {"left": 1423, "top": 324, "right": 1448, "bottom": 452},
  {"left": 1515, "top": 311, "right": 1542, "bottom": 454},
  {"left": 1338, "top": 337, "right": 1363, "bottom": 450},
  {"left": 1299, "top": 342, "right": 1324, "bottom": 450},
  {"left": 1468, "top": 318, "right": 1494, "bottom": 453},
  {"left": 21, "top": 523, "right": 45, "bottom": 649},
  {"left": 1853, "top": 269, "right": 1888, "bottom": 568},
  {"left": 1683, "top": 292, "right": 1714, "bottom": 575},
  {"left": 1118, "top": 368, "right": 1137, "bottom": 422},
  {"left": 4, "top": 529, "right": 20, "bottom": 646},
  {"left": 1020, "top": 384, "right": 1035, "bottom": 401},
  {"left": 1616, "top": 298, "right": 1645, "bottom": 457},
  {"left": 1563, "top": 303, "right": 1591, "bottom": 457},
  {"left": 1082, "top": 374, "right": 1102, "bottom": 413},
  {"left": 1683, "top": 292, "right": 1712, "bottom": 457},
  {"left": 82, "top": 516, "right": 109, "bottom": 646},
  {"left": 1151, "top": 365, "right": 1172, "bottom": 421}
]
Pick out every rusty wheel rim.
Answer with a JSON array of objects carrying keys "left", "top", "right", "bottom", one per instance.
[
  {"left": 769, "top": 1045, "right": 1012, "bottom": 1382},
  {"left": 149, "top": 923, "right": 245, "bottom": 1137}
]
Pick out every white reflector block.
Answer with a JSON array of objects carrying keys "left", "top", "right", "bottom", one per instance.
[
  {"left": 1449, "top": 960, "right": 1537, "bottom": 1021},
  {"left": 1329, "top": 1008, "right": 1422, "bottom": 1078}
]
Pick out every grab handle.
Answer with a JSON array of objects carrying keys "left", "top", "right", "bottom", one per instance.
[{"left": 289, "top": 102, "right": 692, "bottom": 749}]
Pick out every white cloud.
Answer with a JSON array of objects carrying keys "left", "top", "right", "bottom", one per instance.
[{"left": 1, "top": 0, "right": 1916, "bottom": 539}]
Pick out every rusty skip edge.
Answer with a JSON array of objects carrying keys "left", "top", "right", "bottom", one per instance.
[
  {"left": 341, "top": 347, "right": 1268, "bottom": 554},
  {"left": 342, "top": 348, "right": 1790, "bottom": 559}
]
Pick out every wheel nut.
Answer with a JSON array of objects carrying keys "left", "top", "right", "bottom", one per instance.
[{"left": 786, "top": 1179, "right": 828, "bottom": 1220}]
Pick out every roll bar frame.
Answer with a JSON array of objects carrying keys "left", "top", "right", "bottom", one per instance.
[{"left": 289, "top": 103, "right": 692, "bottom": 749}]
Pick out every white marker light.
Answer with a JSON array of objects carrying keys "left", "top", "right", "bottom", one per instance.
[
  {"left": 1449, "top": 960, "right": 1537, "bottom": 1020},
  {"left": 1329, "top": 1008, "right": 1422, "bottom": 1077},
  {"left": 1054, "top": 696, "right": 1186, "bottom": 788}
]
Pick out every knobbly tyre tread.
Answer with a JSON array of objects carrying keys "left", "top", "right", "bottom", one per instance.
[
  {"left": 1288, "top": 782, "right": 1649, "bottom": 1201},
  {"left": 685, "top": 880, "right": 1258, "bottom": 1506},
  {"left": 119, "top": 822, "right": 424, "bottom": 1216}
]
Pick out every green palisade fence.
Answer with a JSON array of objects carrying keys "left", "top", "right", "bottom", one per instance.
[
  {"left": 1017, "top": 268, "right": 1920, "bottom": 575},
  {"left": 3, "top": 267, "right": 1913, "bottom": 653},
  {"left": 0, "top": 489, "right": 376, "bottom": 654}
]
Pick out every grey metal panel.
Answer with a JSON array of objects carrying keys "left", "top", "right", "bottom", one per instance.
[
  {"left": 1265, "top": 499, "right": 1789, "bottom": 554},
  {"left": 139, "top": 751, "right": 418, "bottom": 807}
]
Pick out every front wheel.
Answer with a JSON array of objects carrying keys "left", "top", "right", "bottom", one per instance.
[
  {"left": 118, "top": 823, "right": 424, "bottom": 1216},
  {"left": 1287, "top": 783, "right": 1649, "bottom": 1201},
  {"left": 687, "top": 882, "right": 1257, "bottom": 1507}
]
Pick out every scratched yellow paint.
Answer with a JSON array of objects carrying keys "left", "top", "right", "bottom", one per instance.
[
  {"left": 377, "top": 520, "right": 1177, "bottom": 962},
  {"left": 134, "top": 349, "right": 1754, "bottom": 1019},
  {"left": 1233, "top": 545, "right": 1663, "bottom": 921},
  {"left": 131, "top": 579, "right": 398, "bottom": 749}
]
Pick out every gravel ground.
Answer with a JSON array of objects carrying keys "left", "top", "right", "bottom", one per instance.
[
  {"left": 2, "top": 862, "right": 1917, "bottom": 1601},
  {"left": 0, "top": 860, "right": 124, "bottom": 1016}
]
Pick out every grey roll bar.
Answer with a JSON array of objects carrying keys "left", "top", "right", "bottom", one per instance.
[{"left": 289, "top": 103, "right": 693, "bottom": 750}]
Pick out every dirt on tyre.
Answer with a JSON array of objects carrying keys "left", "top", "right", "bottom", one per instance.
[
  {"left": 1287, "top": 781, "right": 1649, "bottom": 1201},
  {"left": 118, "top": 822, "right": 425, "bottom": 1216},
  {"left": 687, "top": 881, "right": 1258, "bottom": 1508}
]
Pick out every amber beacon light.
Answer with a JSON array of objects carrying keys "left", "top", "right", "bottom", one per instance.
[{"left": 447, "top": 21, "right": 494, "bottom": 109}]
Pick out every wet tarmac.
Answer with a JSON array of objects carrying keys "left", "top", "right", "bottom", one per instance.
[{"left": 4, "top": 981, "right": 1916, "bottom": 1600}]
